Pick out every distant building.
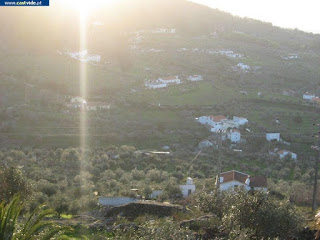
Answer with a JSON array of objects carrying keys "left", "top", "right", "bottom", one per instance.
[
  {"left": 198, "top": 115, "right": 248, "bottom": 133},
  {"left": 278, "top": 150, "right": 297, "bottom": 160},
  {"left": 71, "top": 97, "right": 87, "bottom": 104},
  {"left": 266, "top": 133, "right": 280, "bottom": 142},
  {"left": 237, "top": 63, "right": 250, "bottom": 71},
  {"left": 303, "top": 92, "right": 315, "bottom": 100},
  {"left": 233, "top": 116, "right": 248, "bottom": 127},
  {"left": 86, "top": 102, "right": 111, "bottom": 111},
  {"left": 227, "top": 129, "right": 241, "bottom": 143},
  {"left": 218, "top": 170, "right": 267, "bottom": 192},
  {"left": 157, "top": 76, "right": 181, "bottom": 85},
  {"left": 187, "top": 75, "right": 203, "bottom": 81},
  {"left": 180, "top": 177, "right": 196, "bottom": 197},
  {"left": 311, "top": 97, "right": 320, "bottom": 104},
  {"left": 145, "top": 81, "right": 167, "bottom": 89}
]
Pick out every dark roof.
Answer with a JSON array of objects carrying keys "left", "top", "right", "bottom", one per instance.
[
  {"left": 250, "top": 176, "right": 268, "bottom": 188},
  {"left": 220, "top": 170, "right": 267, "bottom": 188}
]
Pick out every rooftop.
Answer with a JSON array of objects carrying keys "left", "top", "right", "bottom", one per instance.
[
  {"left": 210, "top": 115, "right": 227, "bottom": 122},
  {"left": 220, "top": 170, "right": 267, "bottom": 188}
]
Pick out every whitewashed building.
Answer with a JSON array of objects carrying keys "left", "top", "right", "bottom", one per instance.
[
  {"left": 303, "top": 92, "right": 315, "bottom": 100},
  {"left": 86, "top": 102, "right": 111, "bottom": 111},
  {"left": 278, "top": 150, "right": 297, "bottom": 160},
  {"left": 266, "top": 133, "right": 280, "bottom": 142},
  {"left": 237, "top": 63, "right": 251, "bottom": 71},
  {"left": 218, "top": 170, "right": 267, "bottom": 192},
  {"left": 233, "top": 116, "right": 248, "bottom": 127},
  {"left": 157, "top": 76, "right": 181, "bottom": 85},
  {"left": 227, "top": 129, "right": 241, "bottom": 143},
  {"left": 180, "top": 177, "right": 196, "bottom": 197},
  {"left": 145, "top": 81, "right": 167, "bottom": 89},
  {"left": 187, "top": 75, "right": 203, "bottom": 81}
]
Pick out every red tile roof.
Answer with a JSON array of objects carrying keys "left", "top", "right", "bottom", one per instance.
[
  {"left": 210, "top": 115, "right": 227, "bottom": 122},
  {"left": 312, "top": 98, "right": 320, "bottom": 103},
  {"left": 220, "top": 170, "right": 267, "bottom": 188}
]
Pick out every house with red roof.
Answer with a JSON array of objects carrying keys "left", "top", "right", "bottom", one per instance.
[
  {"left": 303, "top": 92, "right": 315, "bottom": 100},
  {"left": 278, "top": 150, "right": 297, "bottom": 160},
  {"left": 217, "top": 170, "right": 267, "bottom": 192},
  {"left": 198, "top": 115, "right": 228, "bottom": 132}
]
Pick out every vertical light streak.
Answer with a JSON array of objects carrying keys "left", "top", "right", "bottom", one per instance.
[{"left": 79, "top": 10, "right": 87, "bottom": 163}]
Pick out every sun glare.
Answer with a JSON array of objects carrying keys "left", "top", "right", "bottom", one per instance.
[{"left": 67, "top": 0, "right": 117, "bottom": 16}]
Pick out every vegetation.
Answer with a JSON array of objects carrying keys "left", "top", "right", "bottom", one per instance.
[{"left": 0, "top": 196, "right": 65, "bottom": 240}]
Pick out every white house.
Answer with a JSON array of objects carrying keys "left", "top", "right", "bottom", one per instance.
[
  {"left": 71, "top": 97, "right": 87, "bottom": 104},
  {"left": 187, "top": 75, "right": 203, "bottom": 81},
  {"left": 303, "top": 92, "right": 315, "bottom": 100},
  {"left": 157, "top": 76, "right": 181, "bottom": 85},
  {"left": 68, "top": 97, "right": 87, "bottom": 109},
  {"left": 278, "top": 150, "right": 297, "bottom": 160},
  {"left": 198, "top": 115, "right": 248, "bottom": 133},
  {"left": 145, "top": 81, "right": 167, "bottom": 89},
  {"left": 237, "top": 63, "right": 251, "bottom": 71},
  {"left": 233, "top": 116, "right": 248, "bottom": 127},
  {"left": 218, "top": 170, "right": 267, "bottom": 192},
  {"left": 86, "top": 102, "right": 111, "bottom": 111},
  {"left": 180, "top": 177, "right": 196, "bottom": 197},
  {"left": 198, "top": 115, "right": 227, "bottom": 126},
  {"left": 227, "top": 129, "right": 241, "bottom": 143},
  {"left": 266, "top": 133, "right": 280, "bottom": 142}
]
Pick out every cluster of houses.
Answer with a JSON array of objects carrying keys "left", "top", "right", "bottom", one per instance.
[
  {"left": 66, "top": 97, "right": 110, "bottom": 111},
  {"left": 281, "top": 54, "right": 299, "bottom": 60},
  {"left": 197, "top": 116, "right": 298, "bottom": 160},
  {"left": 98, "top": 170, "right": 268, "bottom": 207},
  {"left": 303, "top": 92, "right": 320, "bottom": 104},
  {"left": 198, "top": 115, "right": 248, "bottom": 135},
  {"left": 145, "top": 75, "right": 203, "bottom": 89},
  {"left": 235, "top": 63, "right": 251, "bottom": 72}
]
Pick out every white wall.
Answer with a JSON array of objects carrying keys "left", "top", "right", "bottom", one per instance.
[
  {"left": 303, "top": 94, "right": 315, "bottom": 100},
  {"left": 266, "top": 133, "right": 280, "bottom": 141},
  {"left": 220, "top": 180, "right": 250, "bottom": 191},
  {"left": 180, "top": 184, "right": 196, "bottom": 197},
  {"left": 228, "top": 131, "right": 241, "bottom": 143}
]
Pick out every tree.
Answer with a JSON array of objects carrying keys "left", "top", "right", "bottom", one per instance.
[
  {"left": 222, "top": 190, "right": 301, "bottom": 239},
  {"left": 0, "top": 196, "right": 66, "bottom": 240},
  {"left": 0, "top": 167, "right": 31, "bottom": 202},
  {"left": 163, "top": 181, "right": 182, "bottom": 201}
]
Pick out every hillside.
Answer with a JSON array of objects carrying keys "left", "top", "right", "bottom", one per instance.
[{"left": 0, "top": 0, "right": 320, "bottom": 153}]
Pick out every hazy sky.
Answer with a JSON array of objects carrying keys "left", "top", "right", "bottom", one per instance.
[{"left": 191, "top": 0, "right": 320, "bottom": 34}]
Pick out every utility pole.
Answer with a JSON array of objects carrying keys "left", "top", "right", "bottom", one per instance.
[{"left": 312, "top": 123, "right": 320, "bottom": 212}]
